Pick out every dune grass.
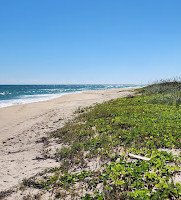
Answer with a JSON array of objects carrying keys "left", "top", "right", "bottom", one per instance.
[{"left": 140, "top": 79, "right": 181, "bottom": 108}]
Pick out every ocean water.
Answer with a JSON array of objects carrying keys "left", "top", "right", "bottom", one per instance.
[{"left": 0, "top": 84, "right": 140, "bottom": 108}]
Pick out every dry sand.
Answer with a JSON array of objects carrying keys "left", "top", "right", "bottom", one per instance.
[{"left": 0, "top": 87, "right": 137, "bottom": 195}]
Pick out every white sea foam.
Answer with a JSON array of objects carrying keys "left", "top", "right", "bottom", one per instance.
[
  {"left": 0, "top": 92, "right": 5, "bottom": 95},
  {"left": 0, "top": 93, "right": 65, "bottom": 108}
]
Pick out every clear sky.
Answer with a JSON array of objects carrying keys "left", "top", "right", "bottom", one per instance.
[{"left": 0, "top": 0, "right": 181, "bottom": 84}]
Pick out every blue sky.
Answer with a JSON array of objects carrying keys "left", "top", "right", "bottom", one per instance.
[{"left": 0, "top": 0, "right": 181, "bottom": 84}]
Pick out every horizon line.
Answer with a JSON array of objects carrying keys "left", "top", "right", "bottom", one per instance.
[{"left": 0, "top": 83, "right": 144, "bottom": 86}]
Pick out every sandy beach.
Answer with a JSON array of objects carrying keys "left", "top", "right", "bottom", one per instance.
[{"left": 0, "top": 87, "right": 137, "bottom": 197}]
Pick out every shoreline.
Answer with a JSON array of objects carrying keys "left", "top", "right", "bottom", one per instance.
[
  {"left": 0, "top": 87, "right": 138, "bottom": 195},
  {"left": 0, "top": 86, "right": 140, "bottom": 109},
  {"left": 0, "top": 91, "right": 82, "bottom": 109}
]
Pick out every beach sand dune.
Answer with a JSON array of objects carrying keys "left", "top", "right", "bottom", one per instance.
[{"left": 0, "top": 88, "right": 137, "bottom": 197}]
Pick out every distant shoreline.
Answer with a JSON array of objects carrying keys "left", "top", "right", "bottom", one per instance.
[{"left": 0, "top": 85, "right": 141, "bottom": 108}]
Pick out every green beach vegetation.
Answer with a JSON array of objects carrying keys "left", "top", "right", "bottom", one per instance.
[{"left": 21, "top": 80, "right": 181, "bottom": 199}]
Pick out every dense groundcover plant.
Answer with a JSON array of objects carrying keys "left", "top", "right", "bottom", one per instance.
[{"left": 21, "top": 80, "right": 181, "bottom": 199}]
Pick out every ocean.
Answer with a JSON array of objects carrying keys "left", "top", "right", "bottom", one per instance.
[{"left": 0, "top": 84, "right": 140, "bottom": 108}]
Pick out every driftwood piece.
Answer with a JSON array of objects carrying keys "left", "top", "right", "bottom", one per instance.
[{"left": 128, "top": 153, "right": 151, "bottom": 161}]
